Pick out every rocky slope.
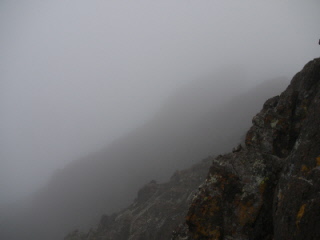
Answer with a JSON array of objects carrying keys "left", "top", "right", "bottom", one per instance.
[
  {"left": 66, "top": 58, "right": 320, "bottom": 240},
  {"left": 1, "top": 74, "right": 288, "bottom": 240},
  {"left": 174, "top": 58, "right": 320, "bottom": 239},
  {"left": 65, "top": 157, "right": 212, "bottom": 240}
]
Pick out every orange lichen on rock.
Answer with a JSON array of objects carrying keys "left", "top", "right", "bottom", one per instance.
[
  {"left": 237, "top": 201, "right": 256, "bottom": 226},
  {"left": 209, "top": 228, "right": 221, "bottom": 240},
  {"left": 207, "top": 199, "right": 220, "bottom": 216},
  {"left": 186, "top": 196, "right": 222, "bottom": 239},
  {"left": 301, "top": 164, "right": 310, "bottom": 173},
  {"left": 194, "top": 226, "right": 221, "bottom": 240},
  {"left": 259, "top": 177, "right": 269, "bottom": 194},
  {"left": 192, "top": 227, "right": 221, "bottom": 240},
  {"left": 316, "top": 157, "right": 320, "bottom": 166},
  {"left": 296, "top": 204, "right": 306, "bottom": 228}
]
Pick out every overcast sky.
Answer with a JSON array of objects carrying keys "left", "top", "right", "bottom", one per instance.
[{"left": 1, "top": 0, "right": 320, "bottom": 203}]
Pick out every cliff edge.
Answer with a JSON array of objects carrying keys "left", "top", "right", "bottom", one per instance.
[
  {"left": 174, "top": 58, "right": 320, "bottom": 240},
  {"left": 66, "top": 58, "right": 320, "bottom": 240}
]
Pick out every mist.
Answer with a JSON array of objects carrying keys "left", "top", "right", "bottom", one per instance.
[{"left": 1, "top": 1, "right": 320, "bottom": 239}]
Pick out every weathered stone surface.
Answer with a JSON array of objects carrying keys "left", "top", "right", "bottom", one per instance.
[
  {"left": 66, "top": 58, "right": 320, "bottom": 240},
  {"left": 273, "top": 58, "right": 320, "bottom": 240},
  {"left": 64, "top": 157, "right": 212, "bottom": 240},
  {"left": 175, "top": 58, "right": 320, "bottom": 240}
]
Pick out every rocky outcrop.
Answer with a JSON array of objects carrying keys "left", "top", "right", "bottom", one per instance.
[
  {"left": 65, "top": 58, "right": 320, "bottom": 240},
  {"left": 65, "top": 157, "right": 212, "bottom": 240},
  {"left": 174, "top": 58, "right": 320, "bottom": 239}
]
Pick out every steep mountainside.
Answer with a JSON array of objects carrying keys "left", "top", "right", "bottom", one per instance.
[
  {"left": 65, "top": 157, "right": 212, "bottom": 240},
  {"left": 1, "top": 74, "right": 288, "bottom": 240},
  {"left": 174, "top": 58, "right": 320, "bottom": 239},
  {"left": 66, "top": 58, "right": 320, "bottom": 240}
]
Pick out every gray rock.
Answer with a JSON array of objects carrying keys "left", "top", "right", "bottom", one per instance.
[
  {"left": 65, "top": 158, "right": 212, "bottom": 240},
  {"left": 181, "top": 58, "right": 320, "bottom": 240},
  {"left": 67, "top": 58, "right": 320, "bottom": 240}
]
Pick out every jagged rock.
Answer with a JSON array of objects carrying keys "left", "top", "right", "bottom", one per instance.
[
  {"left": 232, "top": 144, "right": 242, "bottom": 153},
  {"left": 65, "top": 157, "right": 213, "bottom": 240},
  {"left": 66, "top": 58, "right": 320, "bottom": 240},
  {"left": 176, "top": 58, "right": 320, "bottom": 240}
]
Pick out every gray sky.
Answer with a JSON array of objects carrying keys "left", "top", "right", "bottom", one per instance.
[{"left": 1, "top": 0, "right": 320, "bottom": 203}]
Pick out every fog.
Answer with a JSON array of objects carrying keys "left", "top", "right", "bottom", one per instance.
[{"left": 1, "top": 1, "right": 320, "bottom": 237}]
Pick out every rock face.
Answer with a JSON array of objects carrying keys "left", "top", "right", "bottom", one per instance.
[
  {"left": 175, "top": 58, "right": 320, "bottom": 239},
  {"left": 65, "top": 157, "right": 212, "bottom": 240},
  {"left": 65, "top": 58, "right": 320, "bottom": 240}
]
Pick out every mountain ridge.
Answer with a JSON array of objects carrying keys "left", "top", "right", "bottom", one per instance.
[
  {"left": 1, "top": 73, "right": 288, "bottom": 240},
  {"left": 64, "top": 58, "right": 320, "bottom": 240}
]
